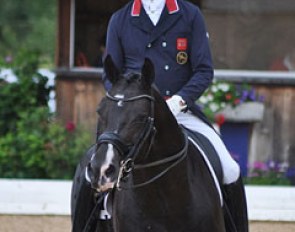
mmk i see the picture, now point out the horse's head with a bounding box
[85,55,156,192]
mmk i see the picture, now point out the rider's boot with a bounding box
[223,175,249,232]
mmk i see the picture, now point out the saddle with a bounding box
[181,126,224,201]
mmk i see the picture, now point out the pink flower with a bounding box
[253,161,268,171]
[66,121,76,132]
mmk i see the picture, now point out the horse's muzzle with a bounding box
[85,162,117,192]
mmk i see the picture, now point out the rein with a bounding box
[118,133,188,190]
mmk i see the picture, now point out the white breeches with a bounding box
[176,112,240,184]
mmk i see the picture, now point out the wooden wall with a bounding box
[55,74,105,134]
[249,86,295,167]
[56,0,106,135]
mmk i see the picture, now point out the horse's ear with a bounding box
[141,58,155,86]
[104,54,120,84]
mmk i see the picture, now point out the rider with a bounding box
[103,0,248,231]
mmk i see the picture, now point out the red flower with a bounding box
[66,121,76,132]
[234,98,240,105]
[225,94,232,100]
[214,113,225,127]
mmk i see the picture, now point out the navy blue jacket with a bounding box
[104,0,214,122]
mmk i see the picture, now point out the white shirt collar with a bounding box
[142,0,165,25]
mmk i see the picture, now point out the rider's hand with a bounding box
[166,95,187,117]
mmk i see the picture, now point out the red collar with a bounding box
[131,0,179,16]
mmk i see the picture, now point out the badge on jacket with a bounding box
[176,38,188,64]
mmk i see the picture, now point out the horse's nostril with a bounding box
[105,165,116,177]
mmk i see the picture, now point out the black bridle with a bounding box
[95,90,188,190]
[83,90,188,232]
[96,91,157,187]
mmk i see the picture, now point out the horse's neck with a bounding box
[152,94,185,157]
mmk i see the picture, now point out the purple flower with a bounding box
[258,95,265,102]
[253,161,268,171]
[241,90,249,101]
[248,89,256,101]
[5,55,13,63]
[266,160,280,171]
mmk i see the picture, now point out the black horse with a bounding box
[71,56,243,232]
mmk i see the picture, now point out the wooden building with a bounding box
[55,0,295,175]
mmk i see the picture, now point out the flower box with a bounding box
[218,102,265,122]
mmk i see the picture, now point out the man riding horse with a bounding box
[71,0,248,231]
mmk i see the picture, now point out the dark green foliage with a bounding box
[0,50,93,179]
[0,0,56,66]
[0,49,51,135]
[0,107,93,179]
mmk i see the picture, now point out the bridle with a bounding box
[82,89,188,232]
[95,90,188,190]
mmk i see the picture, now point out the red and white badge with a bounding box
[177,38,187,51]
[176,38,188,64]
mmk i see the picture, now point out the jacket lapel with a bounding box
[129,0,182,41]
[130,6,154,34]
[149,6,182,43]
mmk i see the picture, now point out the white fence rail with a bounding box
[0,179,294,221]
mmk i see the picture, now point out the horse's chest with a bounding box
[113,196,224,232]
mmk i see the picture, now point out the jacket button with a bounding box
[147,43,152,48]
[164,65,169,70]
[162,42,167,47]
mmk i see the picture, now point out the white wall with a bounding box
[0,179,295,221]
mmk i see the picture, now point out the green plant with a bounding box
[0,49,52,135]
[0,0,56,67]
[197,80,264,124]
[0,49,93,179]
[244,161,291,186]
[0,107,93,179]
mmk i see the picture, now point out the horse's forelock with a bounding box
[123,72,142,83]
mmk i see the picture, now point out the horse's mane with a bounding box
[120,72,170,115]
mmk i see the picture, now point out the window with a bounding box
[72,0,128,68]
[203,0,295,71]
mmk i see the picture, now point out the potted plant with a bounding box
[198,80,265,126]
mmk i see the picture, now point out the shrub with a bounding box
[0,49,51,135]
[0,107,93,179]
[0,49,93,179]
